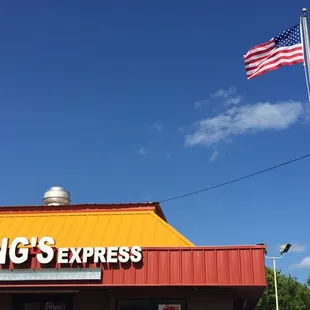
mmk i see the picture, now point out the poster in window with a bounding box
[45,301,69,310]
[158,305,181,310]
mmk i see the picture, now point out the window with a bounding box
[118,299,186,310]
[24,303,41,310]
[12,295,73,310]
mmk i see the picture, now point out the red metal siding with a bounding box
[0,246,266,287]
[135,247,266,286]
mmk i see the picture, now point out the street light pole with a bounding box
[263,243,291,310]
[273,259,279,310]
[265,255,282,310]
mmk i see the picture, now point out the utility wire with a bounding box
[159,152,310,203]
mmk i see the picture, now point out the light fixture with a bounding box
[280,243,291,255]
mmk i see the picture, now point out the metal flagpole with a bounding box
[301,8,310,102]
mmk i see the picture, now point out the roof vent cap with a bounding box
[43,186,71,206]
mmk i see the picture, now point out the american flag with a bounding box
[244,24,304,80]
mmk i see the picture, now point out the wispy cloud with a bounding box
[290,243,307,253]
[211,86,237,99]
[194,100,211,110]
[209,150,219,162]
[150,123,163,132]
[185,100,304,148]
[226,96,242,106]
[292,256,310,269]
[137,148,148,155]
[194,86,241,109]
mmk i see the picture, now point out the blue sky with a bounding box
[0,1,310,283]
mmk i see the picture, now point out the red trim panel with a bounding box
[0,203,167,222]
[0,246,266,287]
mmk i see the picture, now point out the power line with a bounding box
[159,152,310,203]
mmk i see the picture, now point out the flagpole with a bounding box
[301,8,310,102]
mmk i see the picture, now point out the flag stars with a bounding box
[274,24,301,48]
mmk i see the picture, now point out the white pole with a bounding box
[301,8,310,103]
[266,255,282,310]
[273,258,279,310]
[301,19,310,102]
[302,8,310,78]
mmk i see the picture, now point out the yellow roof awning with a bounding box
[0,208,194,247]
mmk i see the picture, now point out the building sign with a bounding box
[0,236,142,265]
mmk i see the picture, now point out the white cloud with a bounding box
[185,101,304,147]
[293,256,310,269]
[226,96,242,106]
[290,243,307,253]
[211,86,237,99]
[137,148,148,155]
[194,86,240,110]
[209,150,219,162]
[194,99,211,109]
[151,123,163,132]
[194,101,201,109]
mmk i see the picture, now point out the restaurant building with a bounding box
[0,187,266,310]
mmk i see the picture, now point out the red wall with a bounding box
[0,247,266,288]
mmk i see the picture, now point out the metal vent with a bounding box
[43,186,71,206]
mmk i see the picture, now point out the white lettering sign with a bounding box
[9,237,30,264]
[0,237,142,265]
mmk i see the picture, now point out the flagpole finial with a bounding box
[302,8,307,16]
